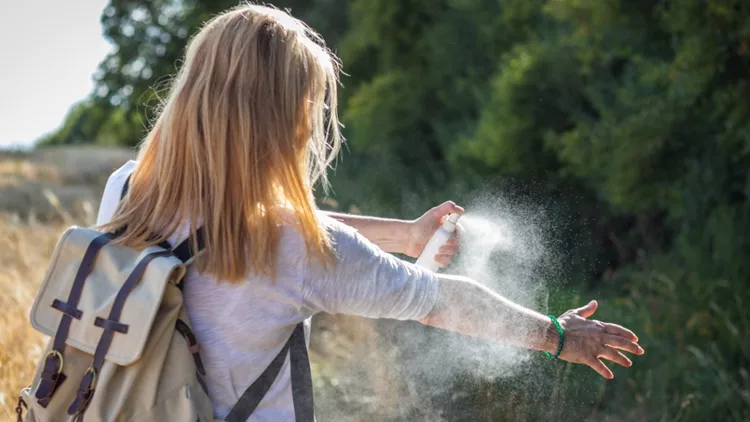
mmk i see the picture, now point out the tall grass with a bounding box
[1,149,748,421]
[0,217,59,419]
[590,258,750,421]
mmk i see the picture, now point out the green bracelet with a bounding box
[544,314,564,359]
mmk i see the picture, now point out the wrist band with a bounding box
[544,314,564,359]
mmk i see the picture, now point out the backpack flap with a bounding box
[29,226,186,366]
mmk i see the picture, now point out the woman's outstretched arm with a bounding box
[323,201,464,266]
[323,211,412,254]
[419,274,645,379]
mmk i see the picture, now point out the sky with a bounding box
[0,0,113,148]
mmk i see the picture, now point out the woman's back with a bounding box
[97,161,440,420]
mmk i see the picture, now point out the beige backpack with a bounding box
[16,177,314,422]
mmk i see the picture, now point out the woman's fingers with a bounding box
[442,229,462,249]
[433,201,465,219]
[444,235,459,247]
[438,244,459,255]
[602,334,644,355]
[438,233,461,256]
[435,254,453,267]
[602,322,639,342]
[598,347,632,368]
[588,357,614,379]
[573,300,599,318]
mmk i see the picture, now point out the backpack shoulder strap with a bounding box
[288,323,314,421]
[224,322,313,422]
[119,173,205,265]
[120,174,131,200]
[172,228,205,264]
[120,170,310,420]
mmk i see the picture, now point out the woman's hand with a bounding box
[405,201,465,266]
[556,300,645,379]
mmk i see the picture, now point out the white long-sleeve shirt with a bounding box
[96,160,439,421]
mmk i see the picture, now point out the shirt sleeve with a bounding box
[301,215,440,321]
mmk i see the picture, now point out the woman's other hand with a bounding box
[556,300,645,379]
[405,201,465,267]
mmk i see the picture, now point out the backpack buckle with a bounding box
[34,350,65,403]
[67,367,97,416]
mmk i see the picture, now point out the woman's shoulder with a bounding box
[278,209,356,235]
[316,211,364,244]
[103,159,138,198]
[96,160,138,226]
[112,159,138,177]
[275,211,367,262]
[105,160,138,190]
[315,212,385,260]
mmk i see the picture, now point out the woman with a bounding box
[97,4,644,421]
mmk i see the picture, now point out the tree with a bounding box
[41,0,348,147]
[37,1,750,417]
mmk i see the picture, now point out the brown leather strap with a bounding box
[15,395,26,422]
[37,373,66,408]
[51,299,83,319]
[94,316,129,333]
[175,319,206,376]
[52,233,114,353]
[67,250,173,417]
[36,232,114,402]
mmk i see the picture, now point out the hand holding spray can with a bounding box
[415,213,461,272]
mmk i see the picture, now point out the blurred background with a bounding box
[1,0,749,421]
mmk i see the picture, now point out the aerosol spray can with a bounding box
[415,213,461,272]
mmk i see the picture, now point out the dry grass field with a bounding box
[0,146,136,419]
[0,147,138,419]
[0,146,401,421]
[0,218,62,419]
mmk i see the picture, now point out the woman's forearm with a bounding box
[419,274,559,354]
[324,211,411,255]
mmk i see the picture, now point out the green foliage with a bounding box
[39,0,750,419]
[42,0,348,147]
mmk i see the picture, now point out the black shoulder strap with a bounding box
[289,323,314,421]
[118,173,204,264]
[120,174,131,200]
[225,322,314,422]
[172,228,205,264]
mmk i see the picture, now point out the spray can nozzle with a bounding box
[440,213,460,233]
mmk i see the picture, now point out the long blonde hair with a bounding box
[99,3,343,282]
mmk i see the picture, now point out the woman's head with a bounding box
[101,3,343,282]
